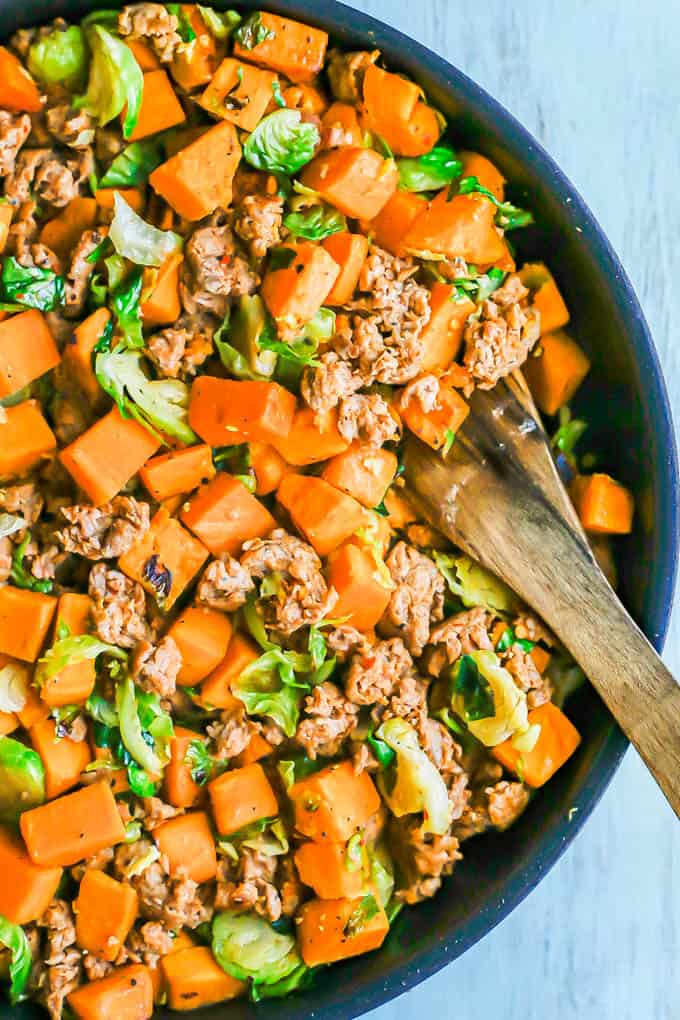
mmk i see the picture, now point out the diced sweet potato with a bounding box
[118,507,209,610]
[523,330,591,415]
[301,147,399,221]
[141,251,182,327]
[170,6,219,91]
[232,12,328,83]
[492,702,581,787]
[0,309,60,398]
[272,407,348,466]
[261,242,339,335]
[248,442,288,496]
[20,781,126,868]
[199,58,278,132]
[419,287,475,374]
[569,473,634,535]
[162,946,245,1011]
[41,593,96,707]
[289,760,381,842]
[200,632,260,710]
[0,46,41,112]
[0,400,56,479]
[30,718,92,800]
[294,840,365,900]
[365,190,427,258]
[63,308,110,406]
[181,473,275,556]
[322,444,397,508]
[208,763,278,836]
[518,262,570,335]
[404,191,507,264]
[459,150,506,200]
[40,197,98,260]
[0,587,56,662]
[168,607,233,685]
[163,726,205,809]
[0,826,62,925]
[150,121,241,220]
[401,377,470,451]
[320,101,363,148]
[326,541,392,632]
[298,893,389,966]
[189,376,297,447]
[391,101,442,157]
[233,733,273,769]
[68,964,154,1020]
[277,473,367,556]
[322,231,368,304]
[127,70,186,141]
[126,38,160,71]
[75,869,138,961]
[0,204,13,254]
[362,63,420,150]
[140,444,215,502]
[59,407,161,506]
[154,811,217,884]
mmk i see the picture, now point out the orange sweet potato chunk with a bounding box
[294,840,365,900]
[30,718,92,800]
[272,407,348,466]
[199,58,278,132]
[189,377,297,447]
[322,444,397,508]
[492,702,581,788]
[20,781,126,868]
[0,827,62,925]
[326,541,392,632]
[261,242,339,335]
[41,593,96,707]
[150,121,241,220]
[118,507,209,610]
[297,894,389,967]
[154,811,217,884]
[208,763,278,836]
[0,587,57,662]
[459,150,506,200]
[162,946,245,1011]
[523,330,591,415]
[301,147,399,221]
[322,232,368,304]
[232,12,328,83]
[40,197,98,260]
[180,473,275,556]
[140,444,215,502]
[569,473,634,535]
[200,632,260,710]
[419,287,475,374]
[277,473,367,556]
[0,400,56,480]
[0,46,41,112]
[168,607,233,685]
[0,309,60,398]
[366,190,427,258]
[289,761,381,842]
[75,869,138,961]
[68,964,154,1020]
[63,308,111,406]
[404,191,507,264]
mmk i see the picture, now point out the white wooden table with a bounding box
[344,1,680,1017]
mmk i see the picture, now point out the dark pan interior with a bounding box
[0,1,677,1017]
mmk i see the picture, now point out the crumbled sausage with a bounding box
[295,681,359,758]
[326,49,377,103]
[388,816,462,904]
[216,848,281,923]
[89,564,151,648]
[325,624,371,662]
[196,555,255,612]
[463,292,541,388]
[240,529,338,634]
[380,542,445,655]
[206,706,253,759]
[46,104,95,150]
[0,111,31,177]
[345,637,413,706]
[63,228,107,318]
[0,481,44,525]
[57,496,151,559]
[337,392,401,446]
[6,147,93,208]
[486,780,530,830]
[146,326,213,379]
[503,645,552,709]
[131,636,182,698]
[424,607,495,677]
[118,3,183,62]
[301,351,364,416]
[234,195,283,259]
[180,220,259,319]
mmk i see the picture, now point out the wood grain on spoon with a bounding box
[402,371,680,819]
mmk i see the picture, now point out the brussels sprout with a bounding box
[229,296,278,378]
[28,24,88,90]
[376,718,451,836]
[76,25,143,138]
[212,912,302,985]
[368,842,395,907]
[109,192,182,268]
[116,676,173,775]
[35,634,126,689]
[0,662,29,715]
[0,914,32,1003]
[243,110,319,176]
[450,650,529,747]
[433,551,518,614]
[0,737,45,824]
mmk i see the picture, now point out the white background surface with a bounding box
[343,1,680,1017]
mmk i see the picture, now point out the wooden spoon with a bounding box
[402,370,680,818]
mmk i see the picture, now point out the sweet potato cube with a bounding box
[30,718,92,800]
[401,376,470,451]
[0,711,18,736]
[0,827,62,925]
[154,811,217,884]
[301,147,399,221]
[248,442,288,496]
[518,262,570,335]
[392,101,442,157]
[126,37,160,71]
[294,840,365,900]
[21,781,126,868]
[0,400,56,479]
[118,507,209,610]
[75,869,138,961]
[289,760,381,842]
[419,287,475,374]
[492,702,581,788]
[0,587,56,662]
[208,763,278,836]
[404,191,507,264]
[169,5,219,90]
[320,101,363,148]
[40,197,98,260]
[150,121,241,220]
[0,204,13,254]
[163,726,205,809]
[277,473,367,556]
[232,12,328,83]
[59,407,161,505]
[327,541,392,632]
[298,894,389,967]
[523,329,591,415]
[63,308,110,406]
[366,190,427,258]
[569,473,634,535]
[168,606,233,685]
[322,444,397,508]
[162,946,245,1011]
[141,251,182,327]
[200,632,260,710]
[189,376,297,447]
[16,676,50,729]
[233,732,273,769]
[322,232,368,304]
[41,593,96,707]
[0,46,41,112]
[261,242,339,335]
[128,69,186,141]
[200,58,278,132]
[68,964,154,1020]
[273,407,348,466]
[140,444,215,502]
[459,150,506,201]
[0,309,60,398]
[181,473,275,556]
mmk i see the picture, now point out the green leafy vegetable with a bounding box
[232,670,304,739]
[233,11,276,50]
[95,347,197,444]
[0,915,32,1004]
[442,428,456,456]
[0,257,64,311]
[126,763,159,797]
[452,654,495,721]
[271,80,286,108]
[376,718,452,836]
[99,139,164,188]
[433,551,518,614]
[110,192,182,267]
[369,842,395,907]
[197,6,241,39]
[35,635,126,688]
[258,307,335,371]
[448,264,505,304]
[184,739,228,785]
[10,534,52,594]
[115,675,173,775]
[212,912,301,985]
[28,24,88,91]
[345,832,364,872]
[0,662,29,714]
[76,25,144,139]
[250,962,315,1002]
[276,756,322,789]
[105,262,144,349]
[398,145,462,192]
[367,730,396,768]
[166,3,196,41]
[283,204,346,241]
[0,736,45,824]
[0,514,26,540]
[449,649,529,746]
[457,176,534,230]
[550,406,588,462]
[85,694,119,727]
[244,110,319,176]
[344,893,379,937]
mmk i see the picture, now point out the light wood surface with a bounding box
[344,1,680,1017]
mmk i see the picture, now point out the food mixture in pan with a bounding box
[0,6,636,1016]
